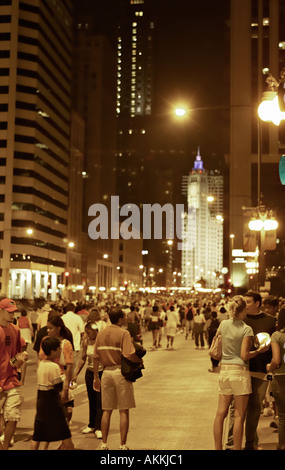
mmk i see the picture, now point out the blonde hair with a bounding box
[228,295,246,320]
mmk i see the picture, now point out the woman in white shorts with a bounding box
[213,295,269,450]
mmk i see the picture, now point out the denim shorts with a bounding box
[218,365,252,396]
[0,387,23,422]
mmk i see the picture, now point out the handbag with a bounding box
[209,334,222,361]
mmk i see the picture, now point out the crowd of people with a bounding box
[0,289,284,450]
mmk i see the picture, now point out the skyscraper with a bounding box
[72,17,117,291]
[116,0,154,207]
[0,0,73,299]
[181,150,223,289]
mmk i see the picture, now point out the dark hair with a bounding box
[64,303,75,313]
[244,290,262,307]
[211,311,217,319]
[85,321,98,332]
[263,295,279,308]
[109,307,125,324]
[20,308,27,317]
[87,308,101,322]
[48,315,69,340]
[48,309,61,321]
[277,307,285,330]
[41,336,61,356]
[153,305,159,312]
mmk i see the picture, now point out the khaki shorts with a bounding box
[0,387,23,422]
[101,366,136,410]
[218,365,252,396]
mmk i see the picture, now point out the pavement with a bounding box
[6,328,279,452]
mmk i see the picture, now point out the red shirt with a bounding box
[0,324,22,391]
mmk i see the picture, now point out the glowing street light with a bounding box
[258,71,285,126]
[175,107,187,117]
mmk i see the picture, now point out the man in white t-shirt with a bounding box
[62,303,85,373]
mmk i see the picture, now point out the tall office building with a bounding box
[116,0,154,207]
[0,0,73,299]
[181,150,223,289]
[229,0,285,289]
[72,17,117,291]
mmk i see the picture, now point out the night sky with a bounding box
[72,0,231,165]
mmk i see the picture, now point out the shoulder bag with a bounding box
[209,333,222,361]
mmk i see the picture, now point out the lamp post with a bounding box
[248,207,278,288]
[258,70,285,126]
[246,71,282,290]
[229,234,235,283]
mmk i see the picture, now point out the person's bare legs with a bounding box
[233,395,249,450]
[2,421,16,450]
[101,410,112,445]
[60,437,74,450]
[213,394,233,450]
[119,409,129,446]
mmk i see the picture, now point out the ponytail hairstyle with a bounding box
[228,295,246,320]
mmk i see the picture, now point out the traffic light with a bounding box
[224,277,232,294]
[64,271,70,286]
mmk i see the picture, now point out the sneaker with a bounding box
[119,445,129,450]
[100,443,109,450]
[95,430,103,439]
[82,426,95,434]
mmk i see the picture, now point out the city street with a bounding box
[9,329,278,452]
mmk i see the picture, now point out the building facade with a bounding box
[72,18,118,295]
[0,0,73,300]
[181,151,224,289]
[229,0,285,289]
[116,0,154,207]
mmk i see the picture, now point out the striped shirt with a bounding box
[94,325,137,367]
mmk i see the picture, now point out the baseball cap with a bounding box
[0,298,18,312]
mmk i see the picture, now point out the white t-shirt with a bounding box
[37,360,63,391]
[62,311,85,351]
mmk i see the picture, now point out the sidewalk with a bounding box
[9,329,278,451]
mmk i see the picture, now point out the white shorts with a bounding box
[218,365,252,396]
[101,366,136,410]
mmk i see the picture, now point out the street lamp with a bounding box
[248,71,282,289]
[257,70,285,126]
[174,107,187,117]
[248,207,278,287]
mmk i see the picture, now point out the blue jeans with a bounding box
[271,375,285,450]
